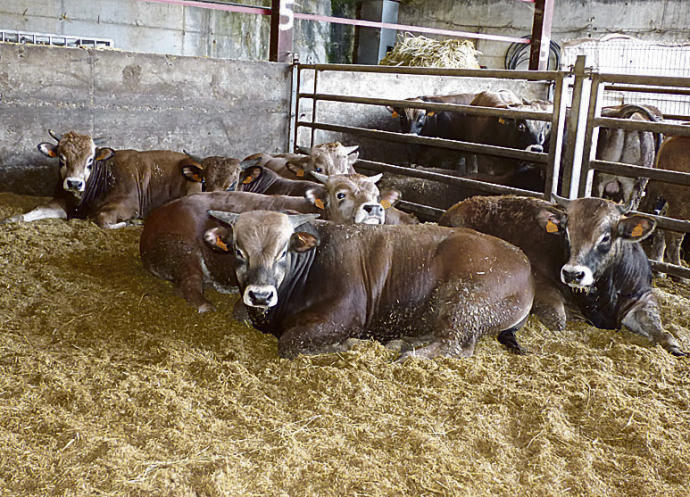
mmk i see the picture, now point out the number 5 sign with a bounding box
[279,0,295,31]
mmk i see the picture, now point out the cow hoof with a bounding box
[198,303,216,313]
[497,328,528,355]
[668,347,688,357]
[104,221,127,229]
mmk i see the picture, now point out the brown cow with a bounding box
[643,135,690,274]
[2,131,202,228]
[180,150,246,193]
[205,210,534,359]
[248,142,359,181]
[238,163,323,197]
[439,195,686,356]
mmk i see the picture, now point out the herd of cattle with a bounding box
[2,86,688,359]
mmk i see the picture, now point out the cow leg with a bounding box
[177,268,215,313]
[531,275,567,330]
[497,321,528,355]
[2,201,67,224]
[95,199,139,229]
[621,302,687,356]
[665,231,687,281]
[278,306,361,358]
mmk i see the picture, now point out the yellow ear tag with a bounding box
[296,169,305,178]
[242,176,253,184]
[427,111,435,117]
[215,236,229,252]
[546,220,558,233]
[190,173,203,182]
[381,200,391,209]
[498,118,506,125]
[391,111,399,119]
[314,198,325,210]
[631,222,644,238]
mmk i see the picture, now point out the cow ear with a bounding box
[285,160,306,178]
[182,163,204,183]
[536,207,566,234]
[241,166,262,184]
[290,231,319,253]
[203,226,233,253]
[347,151,359,167]
[95,148,114,161]
[618,215,656,242]
[379,189,401,209]
[37,142,58,158]
[305,186,327,211]
[386,106,400,119]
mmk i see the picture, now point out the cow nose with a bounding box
[363,203,384,216]
[66,178,85,191]
[248,288,274,306]
[561,267,585,284]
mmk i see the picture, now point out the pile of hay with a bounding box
[1,192,689,497]
[380,33,481,69]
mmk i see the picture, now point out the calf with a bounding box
[2,131,201,228]
[249,142,359,180]
[439,195,686,356]
[238,163,323,197]
[180,151,244,193]
[140,191,323,312]
[205,210,534,359]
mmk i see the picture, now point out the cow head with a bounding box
[309,172,400,225]
[181,151,248,192]
[206,210,320,309]
[538,197,656,291]
[387,98,435,135]
[290,142,359,177]
[497,100,552,153]
[37,130,111,197]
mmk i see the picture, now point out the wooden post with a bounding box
[270,0,294,62]
[528,0,555,70]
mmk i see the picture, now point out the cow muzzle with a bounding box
[561,264,594,290]
[243,285,278,309]
[63,177,86,195]
[356,203,385,225]
[524,144,544,153]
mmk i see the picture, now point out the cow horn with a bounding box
[310,171,329,184]
[344,145,359,155]
[93,136,108,145]
[208,210,240,226]
[183,149,203,163]
[287,213,320,229]
[550,193,571,208]
[618,199,634,215]
[363,173,382,183]
[48,129,62,142]
[239,157,262,170]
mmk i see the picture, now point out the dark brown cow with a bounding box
[643,135,690,274]
[238,163,323,197]
[140,191,323,313]
[248,142,359,181]
[386,93,479,137]
[439,195,686,356]
[2,131,202,228]
[180,151,245,193]
[205,210,534,359]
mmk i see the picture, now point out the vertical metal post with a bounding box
[561,55,591,199]
[288,56,300,153]
[529,0,555,70]
[578,75,604,198]
[543,71,567,200]
[310,69,319,147]
[270,0,294,62]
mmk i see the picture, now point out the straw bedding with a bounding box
[1,192,689,497]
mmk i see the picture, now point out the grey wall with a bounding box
[0,43,291,195]
[398,0,690,69]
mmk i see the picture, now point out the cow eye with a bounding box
[235,248,245,259]
[279,249,288,260]
[598,234,612,252]
[336,192,346,200]
[518,123,527,132]
[315,167,323,173]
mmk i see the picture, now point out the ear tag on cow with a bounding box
[242,176,253,184]
[215,235,229,252]
[381,200,392,210]
[296,169,305,178]
[498,118,507,125]
[546,220,558,233]
[191,172,203,182]
[427,111,435,117]
[314,198,325,210]
[391,111,399,119]
[631,222,644,238]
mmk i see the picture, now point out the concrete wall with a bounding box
[0,43,291,195]
[398,0,690,69]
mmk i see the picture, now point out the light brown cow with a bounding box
[247,141,359,180]
[180,151,243,193]
[2,131,202,228]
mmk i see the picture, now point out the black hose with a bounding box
[505,36,561,70]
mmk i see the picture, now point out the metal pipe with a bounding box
[298,63,558,81]
[650,261,690,281]
[577,75,604,198]
[297,121,549,163]
[631,211,690,233]
[355,159,544,198]
[298,93,554,121]
[394,200,445,222]
[598,73,690,88]
[603,85,690,97]
[593,116,690,137]
[544,72,567,199]
[590,160,690,186]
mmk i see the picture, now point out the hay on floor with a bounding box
[380,33,481,69]
[0,192,689,497]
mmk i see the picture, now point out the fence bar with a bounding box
[355,159,544,198]
[561,55,589,198]
[593,116,690,137]
[298,121,549,164]
[298,93,554,121]
[630,211,690,233]
[529,0,555,70]
[577,75,604,198]
[544,72,567,199]
[590,160,690,187]
[394,200,445,222]
[298,63,558,81]
[598,73,690,88]
[603,85,690,97]
[650,261,690,281]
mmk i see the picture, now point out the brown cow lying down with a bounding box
[205,210,535,359]
[238,162,322,197]
[439,195,687,356]
[180,150,253,193]
[246,141,359,180]
[2,130,201,228]
[140,191,323,313]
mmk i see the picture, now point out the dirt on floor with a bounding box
[1,192,689,497]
